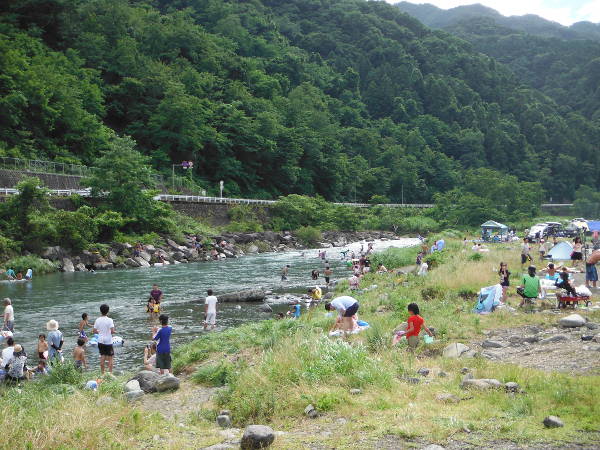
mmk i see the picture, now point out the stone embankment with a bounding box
[38,230,398,273]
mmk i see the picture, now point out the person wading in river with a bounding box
[93,304,116,374]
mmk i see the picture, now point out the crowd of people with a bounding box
[2,268,33,281]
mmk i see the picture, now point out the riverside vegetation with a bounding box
[1,238,598,448]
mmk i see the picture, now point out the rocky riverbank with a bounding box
[38,230,399,273]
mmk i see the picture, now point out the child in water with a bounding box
[78,313,91,341]
[147,297,160,314]
[73,338,87,370]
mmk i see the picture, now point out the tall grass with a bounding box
[3,255,59,274]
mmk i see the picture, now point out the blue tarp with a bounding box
[473,284,502,314]
[587,221,600,232]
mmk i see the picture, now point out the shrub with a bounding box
[192,361,235,386]
[0,234,20,260]
[295,226,322,247]
[4,255,58,274]
[94,210,127,241]
[397,216,440,234]
[371,246,418,269]
[44,361,85,386]
[469,252,483,261]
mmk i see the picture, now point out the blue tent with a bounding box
[587,221,600,232]
[473,284,502,314]
[547,241,573,261]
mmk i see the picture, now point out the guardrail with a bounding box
[0,188,91,197]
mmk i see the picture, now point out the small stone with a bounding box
[543,416,564,428]
[462,373,474,382]
[559,314,586,328]
[581,335,594,341]
[435,393,460,404]
[461,378,501,390]
[438,371,448,378]
[585,322,599,330]
[155,374,180,392]
[349,388,362,395]
[417,368,430,377]
[336,418,348,425]
[540,335,569,345]
[217,415,232,428]
[460,367,471,375]
[505,382,520,392]
[241,425,275,449]
[123,379,140,393]
[219,409,231,417]
[125,390,144,402]
[482,340,504,348]
[405,377,420,384]
[461,349,478,358]
[304,404,318,419]
[442,343,470,358]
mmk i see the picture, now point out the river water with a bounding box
[1,238,417,372]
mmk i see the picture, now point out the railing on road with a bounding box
[0,188,91,197]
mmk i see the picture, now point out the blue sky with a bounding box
[392,0,600,25]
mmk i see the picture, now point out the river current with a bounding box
[1,238,418,372]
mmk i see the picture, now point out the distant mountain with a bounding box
[395,2,600,41]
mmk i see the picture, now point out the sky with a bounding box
[391,0,600,25]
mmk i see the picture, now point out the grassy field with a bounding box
[0,238,598,448]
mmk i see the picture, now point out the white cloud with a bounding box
[391,0,600,25]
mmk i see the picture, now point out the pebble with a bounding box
[540,335,569,344]
[460,367,471,374]
[240,425,275,450]
[543,416,564,428]
[505,382,520,392]
[438,371,448,378]
[405,377,421,384]
[417,368,430,377]
[217,415,232,428]
[435,393,460,404]
[304,404,318,419]
[482,340,504,348]
[349,388,362,395]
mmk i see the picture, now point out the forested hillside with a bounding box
[396,2,600,41]
[1,0,599,202]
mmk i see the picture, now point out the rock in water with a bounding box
[61,258,75,272]
[543,416,564,428]
[130,370,161,393]
[442,343,470,358]
[217,289,266,303]
[123,379,140,393]
[259,303,273,313]
[216,415,232,428]
[241,425,275,449]
[155,374,180,392]
[559,314,586,328]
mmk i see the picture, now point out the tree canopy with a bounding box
[1,0,599,204]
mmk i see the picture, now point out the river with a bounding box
[1,238,418,373]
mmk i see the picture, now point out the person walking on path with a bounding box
[152,314,172,375]
[204,289,218,331]
[521,238,532,266]
[3,298,14,332]
[93,304,115,374]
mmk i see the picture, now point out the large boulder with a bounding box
[217,289,266,303]
[61,258,75,273]
[129,370,161,393]
[139,251,152,262]
[107,251,119,264]
[559,314,586,328]
[240,425,275,449]
[75,263,87,272]
[79,250,102,266]
[133,256,151,267]
[125,258,141,268]
[166,239,181,252]
[155,374,180,392]
[93,262,114,270]
[42,246,68,261]
[144,245,156,254]
[442,343,470,358]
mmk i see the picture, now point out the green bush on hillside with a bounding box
[295,226,322,247]
[371,247,418,269]
[4,255,58,274]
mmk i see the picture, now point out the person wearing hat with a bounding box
[4,343,27,382]
[46,320,63,363]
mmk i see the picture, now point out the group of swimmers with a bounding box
[3,268,32,281]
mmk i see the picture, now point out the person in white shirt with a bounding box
[3,298,14,332]
[204,289,218,331]
[1,336,14,367]
[93,304,115,374]
[325,296,360,332]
